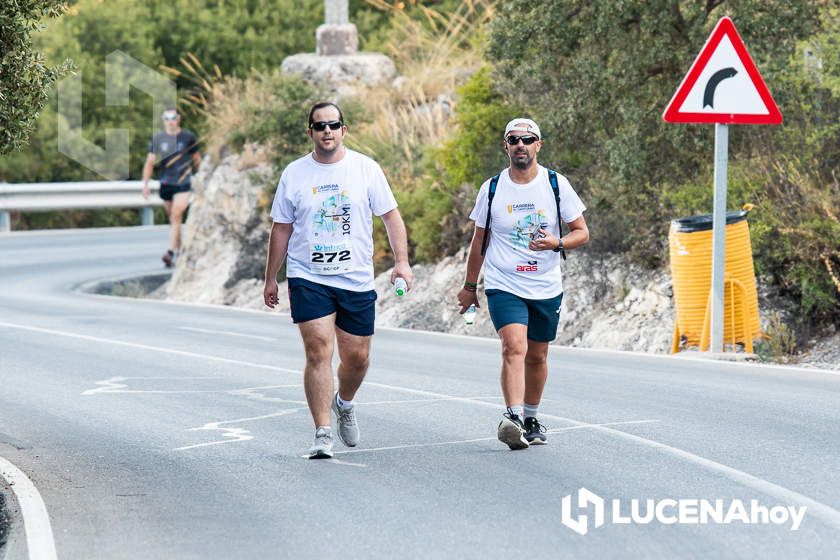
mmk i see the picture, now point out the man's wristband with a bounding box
[463,281,478,292]
[552,238,565,253]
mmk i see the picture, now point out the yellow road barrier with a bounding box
[669,206,761,352]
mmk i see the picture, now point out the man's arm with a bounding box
[192,151,202,172]
[263,222,293,308]
[142,153,156,199]
[457,225,486,313]
[379,208,414,289]
[529,215,589,252]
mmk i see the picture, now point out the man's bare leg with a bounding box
[524,339,549,407]
[298,315,337,427]
[498,323,528,406]
[335,327,371,402]
[168,191,189,252]
[496,323,529,449]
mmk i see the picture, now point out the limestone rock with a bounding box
[281,53,396,87]
[164,153,276,307]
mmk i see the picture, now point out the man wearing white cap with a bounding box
[457,118,589,450]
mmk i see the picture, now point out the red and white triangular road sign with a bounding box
[663,17,782,125]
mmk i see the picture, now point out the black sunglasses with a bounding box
[506,135,538,146]
[310,120,343,132]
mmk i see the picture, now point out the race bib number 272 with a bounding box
[309,242,352,275]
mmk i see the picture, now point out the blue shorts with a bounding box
[485,289,564,342]
[287,277,377,337]
[159,183,191,201]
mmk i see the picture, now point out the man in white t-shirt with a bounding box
[457,118,589,450]
[264,102,413,459]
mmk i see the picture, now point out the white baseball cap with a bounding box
[503,118,541,139]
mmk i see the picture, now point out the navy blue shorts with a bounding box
[287,277,377,337]
[485,289,564,342]
[159,183,191,201]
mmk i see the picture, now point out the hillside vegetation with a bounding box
[1,0,837,341]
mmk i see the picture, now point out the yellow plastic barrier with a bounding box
[669,207,761,352]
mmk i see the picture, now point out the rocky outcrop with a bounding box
[374,249,675,353]
[163,153,276,307]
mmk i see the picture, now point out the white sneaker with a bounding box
[309,427,334,459]
[331,393,359,447]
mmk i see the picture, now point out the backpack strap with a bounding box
[479,174,500,257]
[547,169,567,260]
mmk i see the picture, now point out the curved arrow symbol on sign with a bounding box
[703,67,738,108]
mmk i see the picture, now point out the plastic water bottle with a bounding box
[463,304,476,325]
[394,277,408,297]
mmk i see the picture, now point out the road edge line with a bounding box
[0,456,57,560]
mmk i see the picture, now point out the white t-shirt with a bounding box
[469,165,586,299]
[270,149,398,291]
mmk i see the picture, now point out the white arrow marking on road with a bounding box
[0,456,58,560]
[82,376,224,395]
[175,409,303,451]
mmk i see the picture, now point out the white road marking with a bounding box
[6,320,840,529]
[175,409,302,451]
[228,385,306,405]
[331,420,660,455]
[0,456,58,560]
[178,326,278,342]
[359,396,500,406]
[0,321,299,376]
[83,376,129,395]
[326,458,367,468]
[82,376,229,395]
[83,378,305,400]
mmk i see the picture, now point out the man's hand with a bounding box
[391,260,414,291]
[457,288,479,314]
[528,229,560,252]
[264,280,279,309]
[142,183,150,200]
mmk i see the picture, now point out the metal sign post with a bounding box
[710,123,728,352]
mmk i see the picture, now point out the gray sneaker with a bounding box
[309,427,334,459]
[331,393,359,447]
[497,411,529,450]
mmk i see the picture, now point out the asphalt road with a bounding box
[1,226,839,559]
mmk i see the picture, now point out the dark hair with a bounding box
[308,102,343,126]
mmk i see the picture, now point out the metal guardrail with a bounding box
[0,180,163,232]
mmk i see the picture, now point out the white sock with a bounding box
[336,393,354,410]
[316,425,331,434]
[524,403,539,419]
[507,405,524,419]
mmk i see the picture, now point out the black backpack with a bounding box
[479,169,566,260]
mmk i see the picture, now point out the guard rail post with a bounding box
[140,207,154,226]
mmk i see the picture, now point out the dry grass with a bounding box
[162,54,276,165]
[348,0,496,189]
